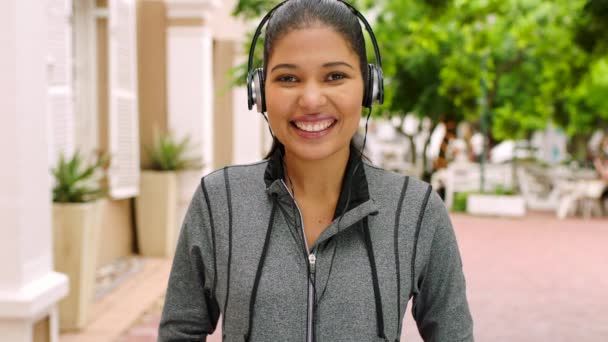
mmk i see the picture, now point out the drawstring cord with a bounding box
[244,193,278,342]
[201,179,218,300]
[393,176,410,341]
[222,168,234,328]
[362,216,388,340]
[240,180,396,341]
[241,196,390,341]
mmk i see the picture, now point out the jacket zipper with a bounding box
[281,180,316,342]
[308,253,316,342]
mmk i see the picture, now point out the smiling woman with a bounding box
[158,1,474,341]
[265,25,364,162]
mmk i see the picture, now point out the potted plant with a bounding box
[466,185,527,217]
[136,131,203,257]
[51,151,109,331]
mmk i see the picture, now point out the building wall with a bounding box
[212,40,235,168]
[207,0,271,164]
[206,0,251,41]
[137,0,169,169]
[69,0,269,270]
[73,0,100,156]
[96,0,135,268]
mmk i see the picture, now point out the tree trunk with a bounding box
[407,135,416,165]
[421,123,437,182]
[568,133,590,163]
[393,118,417,165]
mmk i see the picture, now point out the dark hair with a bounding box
[262,0,369,159]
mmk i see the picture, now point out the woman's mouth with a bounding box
[291,119,337,133]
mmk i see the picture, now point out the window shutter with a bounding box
[47,0,75,166]
[108,0,140,199]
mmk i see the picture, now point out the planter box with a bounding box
[467,194,526,217]
[136,169,203,257]
[52,200,104,331]
[136,171,177,257]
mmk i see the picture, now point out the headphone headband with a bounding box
[247,0,382,72]
[247,0,384,112]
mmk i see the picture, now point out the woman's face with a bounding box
[265,25,364,162]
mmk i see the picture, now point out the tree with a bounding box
[563,0,608,159]
[375,0,608,164]
[373,0,463,176]
[230,0,608,166]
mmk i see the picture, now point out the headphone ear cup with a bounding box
[249,68,266,113]
[375,64,385,105]
[362,64,373,108]
[247,70,256,110]
[257,69,267,113]
[365,64,384,107]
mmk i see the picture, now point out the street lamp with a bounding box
[479,51,489,193]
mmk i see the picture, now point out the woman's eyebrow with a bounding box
[323,61,354,69]
[270,63,298,72]
[270,61,354,72]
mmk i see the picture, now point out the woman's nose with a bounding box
[297,82,327,109]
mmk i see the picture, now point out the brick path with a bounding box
[117,212,608,341]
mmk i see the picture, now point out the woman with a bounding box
[158,1,473,341]
[593,135,608,212]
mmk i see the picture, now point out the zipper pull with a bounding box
[308,253,316,274]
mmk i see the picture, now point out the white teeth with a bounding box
[293,120,334,132]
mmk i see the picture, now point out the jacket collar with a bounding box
[264,146,377,223]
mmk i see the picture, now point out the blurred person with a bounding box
[593,135,608,211]
[158,1,473,341]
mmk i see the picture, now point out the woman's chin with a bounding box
[283,142,349,163]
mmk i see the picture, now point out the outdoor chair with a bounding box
[556,179,605,219]
[516,167,560,211]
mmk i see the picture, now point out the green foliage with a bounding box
[563,57,608,136]
[574,0,608,57]
[377,0,594,139]
[232,0,282,19]
[145,131,203,171]
[452,185,515,211]
[52,151,110,203]
[493,184,515,196]
[452,192,469,212]
[230,0,608,155]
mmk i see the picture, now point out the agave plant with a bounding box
[52,151,110,203]
[145,131,203,171]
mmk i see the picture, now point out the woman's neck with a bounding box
[283,146,350,201]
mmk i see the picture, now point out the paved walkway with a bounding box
[403,212,608,341]
[77,212,608,341]
[60,258,172,342]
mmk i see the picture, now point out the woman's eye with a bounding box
[277,75,298,83]
[327,73,347,81]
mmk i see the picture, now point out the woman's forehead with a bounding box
[267,26,359,68]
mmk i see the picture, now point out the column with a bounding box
[165,0,220,174]
[0,0,69,341]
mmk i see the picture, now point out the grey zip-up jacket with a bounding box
[159,148,473,341]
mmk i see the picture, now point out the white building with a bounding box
[1,0,269,340]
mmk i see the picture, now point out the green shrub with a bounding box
[493,185,515,196]
[145,131,203,171]
[452,192,469,212]
[51,151,110,203]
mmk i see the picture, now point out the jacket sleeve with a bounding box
[412,190,474,341]
[158,185,220,341]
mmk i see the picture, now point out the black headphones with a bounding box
[246,0,384,113]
